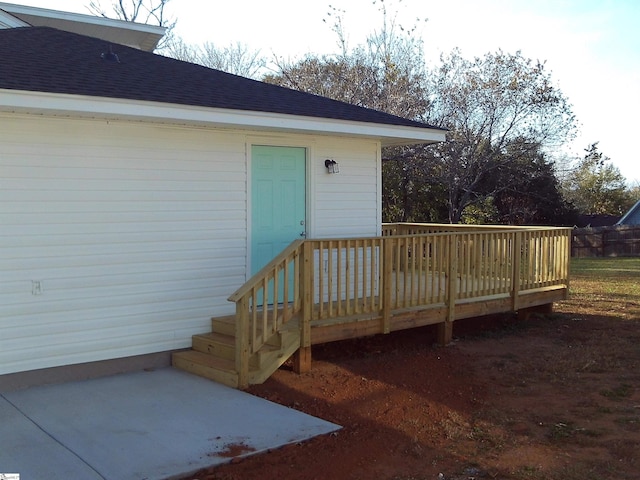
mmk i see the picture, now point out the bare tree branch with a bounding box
[86,0,176,50]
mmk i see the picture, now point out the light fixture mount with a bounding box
[324,159,339,174]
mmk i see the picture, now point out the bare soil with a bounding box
[185,284,640,479]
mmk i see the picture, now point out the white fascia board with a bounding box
[0,8,29,27]
[0,89,447,145]
[0,2,165,51]
[0,2,164,34]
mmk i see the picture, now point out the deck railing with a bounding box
[228,224,571,386]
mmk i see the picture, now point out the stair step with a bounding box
[211,316,278,341]
[212,314,300,336]
[172,347,292,388]
[192,331,291,370]
[192,332,235,360]
[174,314,303,389]
[172,350,239,388]
[211,315,236,336]
[248,333,301,385]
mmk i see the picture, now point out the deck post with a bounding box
[438,320,453,346]
[294,240,313,373]
[439,233,457,345]
[235,298,250,389]
[382,237,392,333]
[511,231,522,312]
[564,230,571,299]
[293,346,312,374]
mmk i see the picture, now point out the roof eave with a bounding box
[0,8,29,27]
[0,2,166,51]
[0,89,446,145]
[616,200,640,225]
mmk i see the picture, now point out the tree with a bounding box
[265,1,430,120]
[382,152,449,223]
[164,38,266,78]
[627,181,640,205]
[490,139,577,225]
[564,143,633,216]
[424,50,577,223]
[265,1,438,223]
[87,0,176,49]
[267,5,577,225]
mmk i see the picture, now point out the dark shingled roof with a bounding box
[0,26,442,131]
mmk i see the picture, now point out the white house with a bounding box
[0,4,445,380]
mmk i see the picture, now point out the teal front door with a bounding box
[251,145,306,302]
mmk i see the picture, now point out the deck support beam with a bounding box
[517,302,554,321]
[292,346,312,373]
[294,241,313,374]
[437,320,453,346]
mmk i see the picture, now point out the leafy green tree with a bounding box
[564,143,632,216]
[627,182,640,205]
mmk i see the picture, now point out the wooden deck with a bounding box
[173,223,571,388]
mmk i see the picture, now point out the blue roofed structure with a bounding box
[617,200,640,226]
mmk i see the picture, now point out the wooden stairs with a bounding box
[172,314,301,388]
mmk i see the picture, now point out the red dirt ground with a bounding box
[184,308,640,480]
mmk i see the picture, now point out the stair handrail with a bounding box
[228,239,305,303]
[228,239,305,388]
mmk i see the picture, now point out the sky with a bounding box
[12,0,640,184]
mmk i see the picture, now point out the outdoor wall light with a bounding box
[324,159,340,174]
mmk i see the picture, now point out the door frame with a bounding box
[246,140,312,281]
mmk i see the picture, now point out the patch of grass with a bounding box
[547,421,575,441]
[607,438,640,462]
[570,257,640,277]
[614,416,640,431]
[512,465,545,479]
[596,405,614,414]
[600,383,633,401]
[550,461,619,480]
[467,423,506,453]
[440,411,469,440]
[558,257,640,332]
[569,258,640,300]
[546,421,604,444]
[580,427,606,437]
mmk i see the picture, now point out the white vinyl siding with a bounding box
[312,139,380,238]
[0,115,247,374]
[1,115,382,375]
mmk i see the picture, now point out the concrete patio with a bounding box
[0,368,340,480]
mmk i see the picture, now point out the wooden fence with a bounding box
[572,225,640,257]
